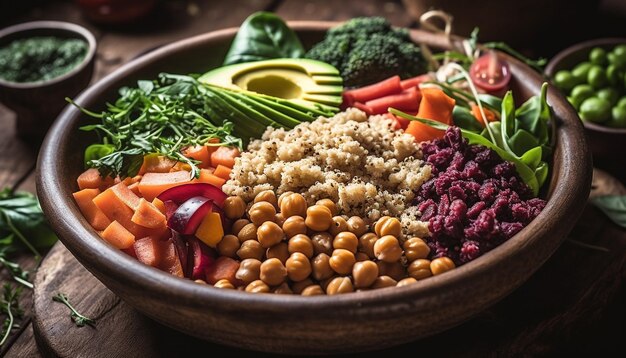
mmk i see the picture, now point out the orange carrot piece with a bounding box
[152,198,166,215]
[138,171,193,202]
[158,238,184,277]
[138,155,177,175]
[210,146,240,169]
[128,182,141,196]
[213,165,232,181]
[131,198,167,229]
[72,188,111,231]
[343,76,402,106]
[77,168,114,190]
[404,88,455,142]
[195,169,226,188]
[400,74,433,90]
[470,103,498,127]
[101,220,135,249]
[364,87,421,115]
[182,145,211,168]
[133,236,159,267]
[206,257,240,285]
[111,182,141,210]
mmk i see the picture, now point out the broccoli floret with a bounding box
[306,17,427,88]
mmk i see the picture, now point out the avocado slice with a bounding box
[198,58,343,114]
[225,90,301,128]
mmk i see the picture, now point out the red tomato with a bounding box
[469,52,511,93]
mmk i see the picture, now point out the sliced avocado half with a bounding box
[198,58,343,114]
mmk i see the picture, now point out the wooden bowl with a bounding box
[0,21,97,140]
[36,22,592,354]
[545,38,626,182]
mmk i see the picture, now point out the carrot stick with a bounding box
[353,102,373,115]
[400,74,433,90]
[404,88,455,142]
[365,87,421,114]
[343,75,402,106]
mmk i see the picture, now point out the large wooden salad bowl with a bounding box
[37,22,592,354]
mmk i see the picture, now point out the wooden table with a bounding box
[0,1,624,356]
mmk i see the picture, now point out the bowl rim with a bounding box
[37,21,592,314]
[545,37,626,135]
[0,20,97,89]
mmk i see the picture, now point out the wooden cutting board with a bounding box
[31,169,626,357]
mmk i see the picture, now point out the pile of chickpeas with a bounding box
[213,190,456,295]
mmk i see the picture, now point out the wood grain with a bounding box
[29,170,625,357]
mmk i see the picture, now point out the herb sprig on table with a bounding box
[52,293,96,327]
[70,73,243,179]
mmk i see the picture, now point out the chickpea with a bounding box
[260,258,287,286]
[257,221,285,248]
[280,193,307,218]
[235,258,262,284]
[237,223,258,243]
[282,215,307,238]
[403,237,430,261]
[397,277,418,287]
[431,257,456,275]
[217,234,240,258]
[347,216,367,237]
[315,198,338,216]
[408,259,432,280]
[231,218,250,236]
[311,232,333,256]
[223,196,246,220]
[373,235,403,263]
[273,282,293,295]
[352,260,379,288]
[277,191,294,208]
[245,280,270,293]
[358,232,378,258]
[214,279,234,289]
[374,216,402,239]
[305,205,333,231]
[288,234,314,258]
[329,249,356,275]
[286,252,312,282]
[328,216,349,236]
[301,285,324,296]
[376,261,407,281]
[253,189,278,208]
[274,213,286,227]
[291,278,314,294]
[371,275,397,289]
[236,240,264,260]
[320,275,338,291]
[194,279,206,284]
[325,277,354,295]
[266,242,289,264]
[248,201,276,226]
[311,253,334,281]
[333,231,358,253]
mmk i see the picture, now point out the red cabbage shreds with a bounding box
[416,127,546,265]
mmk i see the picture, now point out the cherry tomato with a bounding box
[469,51,511,93]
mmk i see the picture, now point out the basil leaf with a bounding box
[591,195,626,228]
[452,106,483,132]
[223,12,305,65]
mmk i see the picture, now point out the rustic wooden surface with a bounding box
[0,0,624,356]
[25,169,626,357]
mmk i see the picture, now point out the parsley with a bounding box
[52,293,96,328]
[0,284,23,347]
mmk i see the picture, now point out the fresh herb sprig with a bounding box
[71,73,242,179]
[52,293,96,327]
[0,284,23,347]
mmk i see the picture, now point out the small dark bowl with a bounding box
[0,21,97,140]
[37,22,592,354]
[545,38,626,181]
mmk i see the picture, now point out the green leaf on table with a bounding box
[223,11,305,65]
[590,195,626,228]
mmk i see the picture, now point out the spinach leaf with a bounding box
[591,195,626,228]
[516,82,550,147]
[508,129,539,157]
[223,12,305,65]
[452,106,483,132]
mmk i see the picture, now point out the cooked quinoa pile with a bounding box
[223,108,432,237]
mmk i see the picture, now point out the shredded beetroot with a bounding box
[416,127,546,265]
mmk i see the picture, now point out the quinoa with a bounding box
[223,108,432,237]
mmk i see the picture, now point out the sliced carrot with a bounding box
[132,198,167,229]
[470,103,498,127]
[405,88,455,142]
[195,169,226,188]
[72,188,111,231]
[158,238,184,277]
[111,182,141,210]
[138,154,177,175]
[353,102,373,115]
[364,87,421,115]
[77,168,114,191]
[134,236,159,267]
[400,74,433,90]
[138,171,193,202]
[210,146,240,169]
[206,256,240,285]
[182,145,211,168]
[128,182,141,196]
[343,76,402,106]
[152,198,166,215]
[204,138,221,162]
[101,220,135,249]
[213,165,232,181]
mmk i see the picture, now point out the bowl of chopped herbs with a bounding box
[0,21,96,140]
